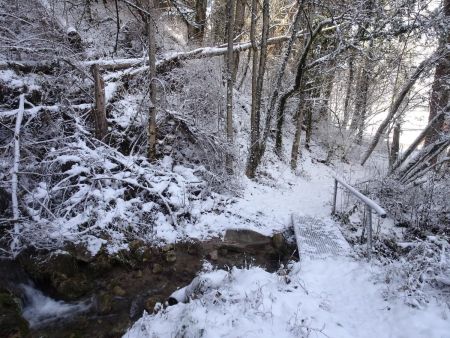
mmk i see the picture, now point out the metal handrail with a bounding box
[331,175,387,259]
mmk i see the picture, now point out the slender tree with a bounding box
[225,0,236,173]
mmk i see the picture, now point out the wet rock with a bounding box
[165,251,177,263]
[52,273,92,300]
[152,263,162,274]
[97,292,112,314]
[223,229,274,254]
[90,252,113,272]
[144,295,162,313]
[272,233,290,256]
[209,250,219,261]
[0,288,29,338]
[67,242,94,263]
[224,229,271,245]
[112,285,126,297]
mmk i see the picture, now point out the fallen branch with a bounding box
[11,94,24,253]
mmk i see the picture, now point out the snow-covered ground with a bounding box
[124,152,450,338]
[125,258,450,338]
[185,152,335,240]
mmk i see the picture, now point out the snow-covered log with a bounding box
[11,94,25,253]
[167,276,201,305]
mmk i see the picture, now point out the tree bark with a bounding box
[272,18,333,165]
[389,122,401,168]
[261,0,303,156]
[423,0,449,148]
[245,0,269,178]
[193,0,207,43]
[290,101,304,169]
[342,54,354,128]
[225,0,236,174]
[351,50,371,145]
[147,0,157,161]
[232,0,246,82]
[91,64,108,140]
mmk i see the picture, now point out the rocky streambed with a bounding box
[0,229,297,338]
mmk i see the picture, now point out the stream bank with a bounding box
[1,229,296,338]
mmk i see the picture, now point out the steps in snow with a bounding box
[292,214,351,259]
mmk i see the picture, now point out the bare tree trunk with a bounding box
[258,1,303,156]
[342,54,354,128]
[225,0,236,174]
[193,0,207,43]
[352,51,371,145]
[360,54,434,165]
[91,64,108,140]
[318,67,335,121]
[424,1,449,148]
[389,122,401,168]
[290,101,304,169]
[272,18,333,162]
[246,0,269,178]
[147,0,157,161]
[305,85,320,149]
[232,0,246,82]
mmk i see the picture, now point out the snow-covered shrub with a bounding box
[372,173,449,232]
[382,236,450,307]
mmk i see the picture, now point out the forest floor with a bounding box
[124,147,450,338]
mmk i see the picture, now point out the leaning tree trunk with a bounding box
[225,0,236,174]
[360,53,435,166]
[423,0,449,149]
[147,0,157,161]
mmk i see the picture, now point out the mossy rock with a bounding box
[19,251,78,283]
[51,273,92,300]
[0,289,29,338]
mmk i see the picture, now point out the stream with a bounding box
[0,230,295,337]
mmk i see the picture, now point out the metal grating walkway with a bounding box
[292,214,351,259]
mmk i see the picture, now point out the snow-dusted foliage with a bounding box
[382,236,450,307]
[374,174,450,231]
[0,87,230,256]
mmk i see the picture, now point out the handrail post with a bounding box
[332,179,338,215]
[366,205,372,260]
